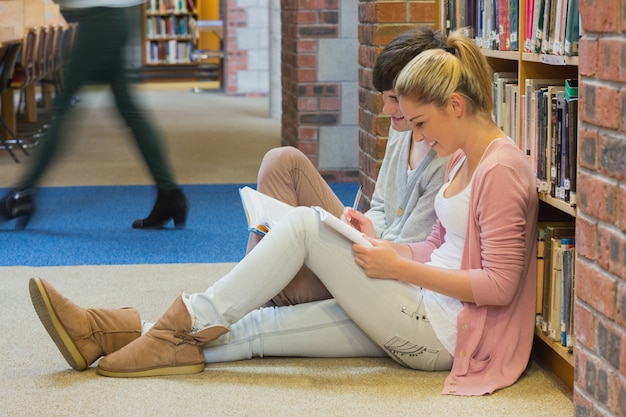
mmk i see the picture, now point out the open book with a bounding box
[239,186,372,246]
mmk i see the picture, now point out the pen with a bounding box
[352,186,362,211]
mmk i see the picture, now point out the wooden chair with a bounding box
[54,23,79,97]
[0,41,29,162]
[41,25,65,108]
[1,27,39,151]
[9,26,44,124]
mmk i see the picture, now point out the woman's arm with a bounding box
[352,239,475,302]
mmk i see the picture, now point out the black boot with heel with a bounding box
[132,188,188,229]
[0,189,34,229]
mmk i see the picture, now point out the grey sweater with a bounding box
[366,128,449,243]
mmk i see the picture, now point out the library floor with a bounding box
[0,83,574,416]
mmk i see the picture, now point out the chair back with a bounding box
[10,27,38,87]
[33,26,49,81]
[0,42,22,93]
[51,25,65,72]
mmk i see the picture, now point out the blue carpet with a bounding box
[0,183,359,267]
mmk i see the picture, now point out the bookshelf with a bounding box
[439,0,580,389]
[143,0,197,67]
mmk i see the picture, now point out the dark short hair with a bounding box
[372,26,447,92]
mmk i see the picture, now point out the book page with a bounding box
[312,206,372,247]
[239,186,293,236]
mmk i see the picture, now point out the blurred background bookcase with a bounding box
[437,0,580,389]
[140,0,220,80]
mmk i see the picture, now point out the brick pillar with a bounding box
[357,0,437,210]
[574,1,626,416]
[280,0,359,182]
[221,0,269,96]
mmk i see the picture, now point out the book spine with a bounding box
[564,0,580,55]
[533,0,546,53]
[509,0,519,50]
[524,0,535,52]
[497,0,510,50]
[540,0,552,53]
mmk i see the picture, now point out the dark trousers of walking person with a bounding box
[0,6,188,229]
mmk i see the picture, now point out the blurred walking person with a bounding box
[0,1,188,229]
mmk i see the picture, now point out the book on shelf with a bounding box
[466,0,478,35]
[239,186,372,246]
[549,89,565,199]
[545,0,558,53]
[563,79,578,205]
[464,0,478,36]
[560,238,575,348]
[536,85,565,193]
[533,0,547,53]
[476,0,484,47]
[477,0,498,49]
[524,0,535,52]
[540,0,554,53]
[493,71,517,131]
[497,0,511,50]
[509,0,519,50]
[507,83,521,144]
[564,0,580,56]
[551,0,569,55]
[548,236,576,343]
[523,79,564,185]
[537,223,574,335]
[523,0,578,56]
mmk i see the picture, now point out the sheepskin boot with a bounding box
[97,295,228,377]
[29,277,142,371]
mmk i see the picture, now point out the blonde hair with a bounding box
[394,29,494,116]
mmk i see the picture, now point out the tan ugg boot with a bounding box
[29,277,142,371]
[96,295,228,378]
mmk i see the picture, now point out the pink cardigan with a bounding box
[408,138,539,395]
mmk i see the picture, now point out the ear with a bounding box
[449,92,464,116]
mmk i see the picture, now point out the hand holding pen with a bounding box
[341,186,376,238]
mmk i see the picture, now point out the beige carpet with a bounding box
[0,83,573,416]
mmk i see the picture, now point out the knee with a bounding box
[258,146,307,181]
[287,206,320,235]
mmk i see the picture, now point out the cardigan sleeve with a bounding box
[466,150,535,307]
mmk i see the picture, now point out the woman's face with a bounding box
[381,90,411,132]
[398,96,458,156]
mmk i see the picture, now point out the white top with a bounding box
[422,156,470,355]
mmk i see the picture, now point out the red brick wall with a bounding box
[221,0,246,96]
[277,0,437,187]
[574,1,626,416]
[280,0,350,179]
[357,0,438,209]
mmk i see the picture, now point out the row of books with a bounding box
[147,0,196,14]
[493,73,578,205]
[444,0,519,50]
[146,16,194,38]
[536,223,575,350]
[524,0,580,56]
[443,0,580,55]
[145,40,193,64]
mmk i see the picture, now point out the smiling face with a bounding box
[381,90,411,133]
[398,95,459,156]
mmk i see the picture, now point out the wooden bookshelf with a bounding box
[438,0,580,390]
[142,0,197,67]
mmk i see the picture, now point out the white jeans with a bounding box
[188,207,453,371]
